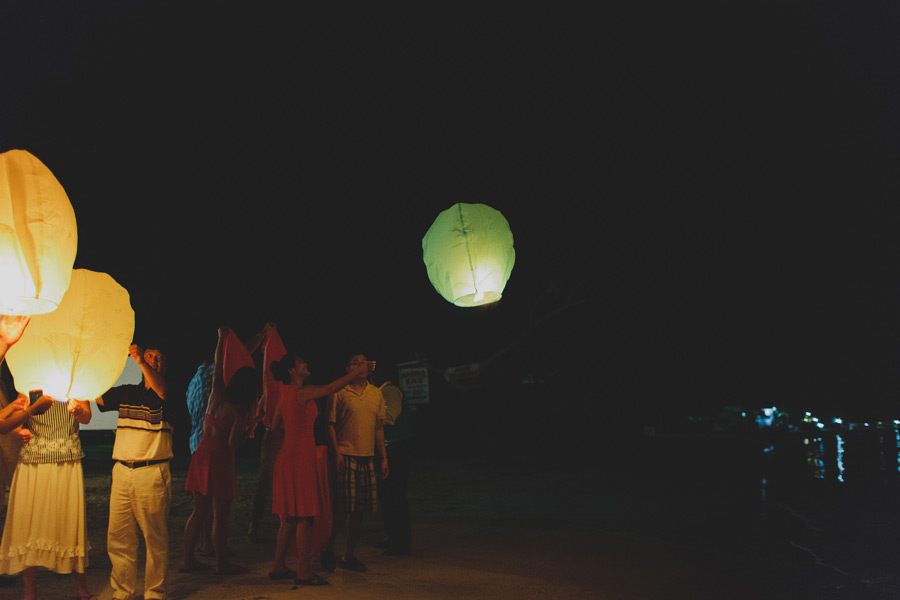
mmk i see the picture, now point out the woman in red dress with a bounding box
[181,327,259,574]
[267,353,367,586]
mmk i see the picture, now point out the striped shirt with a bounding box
[100,383,173,462]
[19,400,84,464]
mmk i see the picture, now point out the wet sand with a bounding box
[5,435,900,599]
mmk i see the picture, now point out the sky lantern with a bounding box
[0,149,78,315]
[5,269,134,400]
[422,203,515,307]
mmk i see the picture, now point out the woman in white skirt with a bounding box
[0,396,95,600]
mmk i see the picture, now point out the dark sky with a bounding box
[3,2,900,418]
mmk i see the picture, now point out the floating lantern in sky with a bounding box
[0,149,78,315]
[5,269,134,400]
[422,203,515,307]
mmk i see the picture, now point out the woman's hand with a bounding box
[67,398,87,419]
[17,428,32,444]
[28,394,54,416]
[0,314,30,347]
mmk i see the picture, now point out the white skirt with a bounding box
[0,460,90,574]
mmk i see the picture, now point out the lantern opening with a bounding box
[0,297,60,316]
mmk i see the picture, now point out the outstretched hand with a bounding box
[0,315,30,348]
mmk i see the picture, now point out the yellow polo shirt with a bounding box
[328,382,385,456]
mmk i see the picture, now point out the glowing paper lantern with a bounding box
[6,269,134,400]
[422,203,515,307]
[0,150,78,315]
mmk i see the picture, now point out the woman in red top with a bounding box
[181,327,259,574]
[267,353,367,586]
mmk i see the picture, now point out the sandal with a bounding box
[294,574,328,586]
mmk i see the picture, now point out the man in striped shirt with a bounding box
[96,343,173,600]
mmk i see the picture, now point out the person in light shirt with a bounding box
[321,354,388,573]
[96,343,173,600]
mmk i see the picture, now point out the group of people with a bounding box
[181,324,398,587]
[0,313,173,600]
[0,312,413,600]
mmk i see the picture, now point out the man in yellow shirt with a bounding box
[323,354,388,573]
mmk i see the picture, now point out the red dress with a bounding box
[272,386,326,517]
[185,413,238,499]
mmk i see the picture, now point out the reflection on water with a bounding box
[787,424,900,483]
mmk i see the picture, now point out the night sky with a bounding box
[3,2,900,422]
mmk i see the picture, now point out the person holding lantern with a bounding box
[321,354,388,573]
[0,390,96,600]
[0,316,56,436]
[181,327,260,575]
[267,353,369,585]
[95,343,172,600]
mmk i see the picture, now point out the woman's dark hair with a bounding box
[226,366,259,407]
[270,353,300,385]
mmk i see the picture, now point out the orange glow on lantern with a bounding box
[0,150,78,315]
[5,269,134,400]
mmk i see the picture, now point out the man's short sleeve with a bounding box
[98,386,127,412]
[376,388,386,423]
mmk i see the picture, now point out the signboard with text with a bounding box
[397,362,429,405]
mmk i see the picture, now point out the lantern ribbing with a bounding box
[457,203,479,297]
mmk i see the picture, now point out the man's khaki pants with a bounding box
[108,461,171,600]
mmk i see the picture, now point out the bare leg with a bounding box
[198,508,214,555]
[328,508,347,557]
[294,517,315,580]
[22,567,37,600]
[271,516,298,575]
[213,494,246,574]
[74,571,95,599]
[344,511,364,561]
[181,491,212,571]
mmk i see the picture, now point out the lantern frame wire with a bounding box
[457,203,480,299]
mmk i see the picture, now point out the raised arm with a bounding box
[130,345,168,400]
[295,364,368,405]
[244,322,275,355]
[208,327,228,410]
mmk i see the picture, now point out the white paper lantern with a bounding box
[422,203,515,307]
[0,149,78,315]
[6,269,134,400]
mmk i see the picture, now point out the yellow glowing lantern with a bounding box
[5,269,134,400]
[422,203,515,307]
[0,149,78,315]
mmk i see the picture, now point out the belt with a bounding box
[117,459,170,469]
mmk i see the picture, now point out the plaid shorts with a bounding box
[333,455,378,513]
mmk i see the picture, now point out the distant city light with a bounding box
[833,417,843,425]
